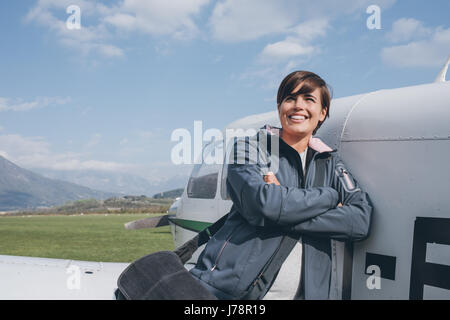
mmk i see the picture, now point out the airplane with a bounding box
[1,56,449,299]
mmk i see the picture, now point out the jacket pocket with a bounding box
[335,164,360,193]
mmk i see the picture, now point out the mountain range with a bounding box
[0,155,116,211]
[33,168,190,198]
[0,155,190,211]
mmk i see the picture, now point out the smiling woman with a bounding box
[189,70,372,300]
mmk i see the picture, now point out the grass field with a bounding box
[0,214,174,262]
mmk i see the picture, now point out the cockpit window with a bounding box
[186,141,221,199]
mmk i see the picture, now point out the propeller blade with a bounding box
[124,214,172,230]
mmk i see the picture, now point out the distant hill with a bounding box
[152,188,184,199]
[33,168,190,197]
[0,156,116,211]
[20,195,175,215]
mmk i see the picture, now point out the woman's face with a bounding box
[278,83,327,139]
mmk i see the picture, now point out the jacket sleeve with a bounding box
[288,155,373,241]
[226,136,339,228]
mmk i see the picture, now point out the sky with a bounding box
[0,0,449,186]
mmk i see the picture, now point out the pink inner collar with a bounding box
[263,124,333,153]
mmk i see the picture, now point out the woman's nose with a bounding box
[294,97,306,109]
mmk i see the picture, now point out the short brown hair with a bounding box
[277,71,332,135]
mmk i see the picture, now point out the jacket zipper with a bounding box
[296,151,320,290]
[294,151,317,188]
[210,234,233,271]
[303,152,319,188]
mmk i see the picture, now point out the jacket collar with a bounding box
[260,124,336,154]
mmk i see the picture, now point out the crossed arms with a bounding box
[226,139,373,241]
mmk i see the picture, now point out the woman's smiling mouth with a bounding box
[288,114,308,123]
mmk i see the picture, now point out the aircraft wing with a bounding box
[0,254,128,299]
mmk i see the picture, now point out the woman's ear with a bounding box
[319,106,327,122]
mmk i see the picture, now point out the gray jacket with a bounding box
[190,124,373,299]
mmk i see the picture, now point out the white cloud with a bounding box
[209,0,296,42]
[260,39,315,61]
[258,19,328,62]
[103,13,136,31]
[0,132,192,189]
[209,0,396,42]
[0,96,71,112]
[27,0,100,16]
[0,133,132,172]
[104,0,210,40]
[0,134,51,160]
[288,18,329,41]
[386,18,432,43]
[25,0,210,59]
[25,0,124,58]
[242,19,328,89]
[49,159,131,171]
[116,129,165,158]
[25,0,398,62]
[382,21,450,67]
[227,0,395,88]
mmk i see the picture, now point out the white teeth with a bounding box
[290,115,305,120]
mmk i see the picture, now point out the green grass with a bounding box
[0,214,175,262]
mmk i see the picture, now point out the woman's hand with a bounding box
[263,171,281,186]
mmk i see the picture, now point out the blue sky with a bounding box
[0,0,449,186]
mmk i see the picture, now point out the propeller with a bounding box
[124,214,173,230]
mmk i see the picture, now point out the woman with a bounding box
[190,71,373,300]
